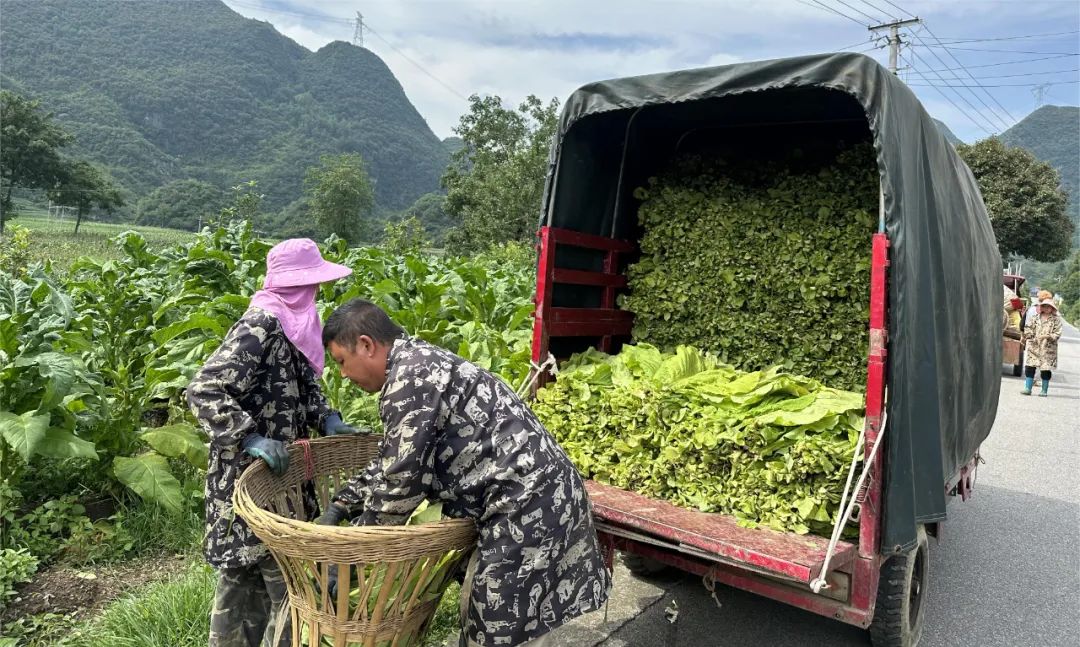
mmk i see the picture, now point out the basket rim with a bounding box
[234,435,477,550]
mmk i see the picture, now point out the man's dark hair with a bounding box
[323,299,405,349]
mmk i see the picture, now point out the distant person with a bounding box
[1025,289,1052,327]
[1021,298,1064,397]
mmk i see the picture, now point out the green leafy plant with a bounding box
[532,344,863,536]
[0,547,39,603]
[9,495,92,561]
[622,143,878,391]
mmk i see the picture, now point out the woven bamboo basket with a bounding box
[234,435,477,647]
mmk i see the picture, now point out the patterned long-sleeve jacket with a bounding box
[332,337,611,646]
[1024,312,1063,371]
[187,307,336,568]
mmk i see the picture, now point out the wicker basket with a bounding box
[234,435,477,647]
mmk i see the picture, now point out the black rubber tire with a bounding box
[622,552,672,577]
[870,525,929,647]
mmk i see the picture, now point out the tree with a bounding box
[1046,250,1080,323]
[304,153,375,244]
[48,160,125,234]
[442,94,560,252]
[957,138,1073,262]
[136,179,226,231]
[0,91,73,233]
[402,192,454,244]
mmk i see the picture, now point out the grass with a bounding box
[7,216,193,270]
[67,561,215,647]
[55,563,461,647]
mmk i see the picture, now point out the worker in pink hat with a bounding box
[187,238,358,647]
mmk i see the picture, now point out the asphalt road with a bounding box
[559,324,1080,647]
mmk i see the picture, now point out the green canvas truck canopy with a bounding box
[540,52,1002,554]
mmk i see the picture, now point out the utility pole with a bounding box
[352,12,364,48]
[868,17,921,75]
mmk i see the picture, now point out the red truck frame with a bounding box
[531,225,980,636]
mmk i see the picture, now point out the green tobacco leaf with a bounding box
[113,453,184,512]
[141,424,208,468]
[0,411,50,462]
[152,314,227,345]
[35,428,98,461]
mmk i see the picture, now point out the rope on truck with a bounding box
[516,352,558,397]
[809,404,888,594]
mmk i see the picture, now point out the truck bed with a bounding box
[586,481,858,584]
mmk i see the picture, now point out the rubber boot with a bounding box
[1022,376,1034,395]
[1039,379,1049,397]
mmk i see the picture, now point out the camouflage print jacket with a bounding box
[187,307,335,569]
[332,337,611,646]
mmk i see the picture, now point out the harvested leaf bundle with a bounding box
[532,344,863,535]
[622,143,878,391]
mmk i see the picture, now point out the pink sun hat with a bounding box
[262,238,352,288]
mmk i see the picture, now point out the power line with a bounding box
[908,32,1013,130]
[796,0,870,27]
[857,0,898,20]
[907,80,1079,87]
[923,24,1019,124]
[880,0,917,19]
[226,2,468,103]
[363,26,470,102]
[913,53,1079,71]
[830,0,882,23]
[930,30,1080,44]
[947,67,1079,80]
[908,47,1006,132]
[923,45,1079,55]
[907,67,997,135]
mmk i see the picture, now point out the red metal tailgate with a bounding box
[586,481,857,584]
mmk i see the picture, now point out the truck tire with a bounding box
[870,525,929,647]
[622,552,672,577]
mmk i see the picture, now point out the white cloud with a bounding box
[226,0,1079,141]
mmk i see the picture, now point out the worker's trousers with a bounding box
[209,557,291,647]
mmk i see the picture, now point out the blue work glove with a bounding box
[322,412,361,436]
[242,434,289,476]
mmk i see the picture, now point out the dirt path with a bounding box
[1,553,192,625]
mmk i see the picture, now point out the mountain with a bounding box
[1000,105,1080,230]
[933,119,963,146]
[0,0,448,225]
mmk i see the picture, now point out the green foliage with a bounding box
[382,215,430,256]
[0,548,38,603]
[305,154,375,243]
[622,144,877,391]
[957,137,1073,262]
[0,271,103,546]
[135,179,226,231]
[9,496,91,561]
[532,344,864,535]
[0,90,73,232]
[0,2,448,220]
[442,94,559,252]
[401,193,454,244]
[1,611,79,647]
[68,562,215,647]
[0,224,33,278]
[10,217,194,271]
[1045,250,1080,322]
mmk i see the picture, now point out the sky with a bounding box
[222,0,1080,142]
